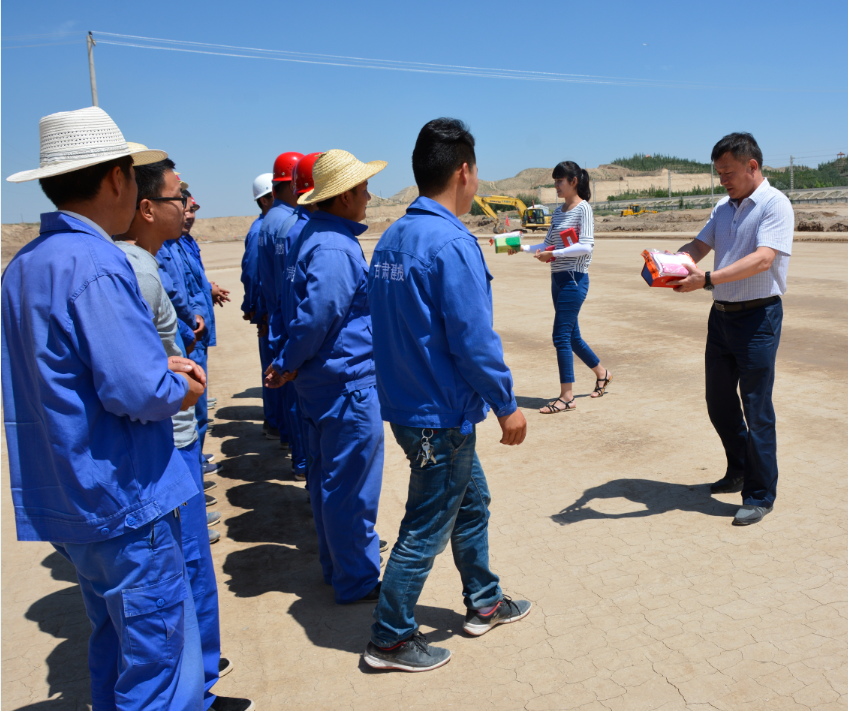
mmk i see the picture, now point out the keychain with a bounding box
[418,429,437,468]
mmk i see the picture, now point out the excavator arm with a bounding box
[472,195,500,220]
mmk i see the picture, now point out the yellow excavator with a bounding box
[473,195,552,233]
[620,204,658,217]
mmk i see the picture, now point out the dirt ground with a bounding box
[3,236,848,711]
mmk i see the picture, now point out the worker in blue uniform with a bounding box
[116,156,253,711]
[364,119,530,673]
[265,149,387,604]
[2,107,206,709]
[270,153,324,481]
[176,193,219,451]
[256,151,302,449]
[241,173,279,438]
[158,236,200,353]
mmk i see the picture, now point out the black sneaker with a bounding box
[463,595,532,637]
[209,697,254,711]
[364,632,451,672]
[263,423,280,441]
[203,479,217,492]
[710,475,744,494]
[733,504,773,526]
[379,539,388,552]
[218,656,233,677]
[349,581,381,604]
[205,493,217,507]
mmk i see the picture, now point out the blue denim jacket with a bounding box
[367,197,517,430]
[1,213,197,543]
[277,211,375,396]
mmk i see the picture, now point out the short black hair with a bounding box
[711,132,763,170]
[39,156,133,208]
[315,195,336,211]
[134,159,177,204]
[412,118,476,194]
[273,182,287,200]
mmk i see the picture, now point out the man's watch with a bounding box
[703,271,715,291]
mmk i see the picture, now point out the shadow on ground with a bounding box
[17,551,92,710]
[552,478,739,524]
[516,392,599,410]
[223,544,462,657]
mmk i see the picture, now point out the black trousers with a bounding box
[705,299,782,507]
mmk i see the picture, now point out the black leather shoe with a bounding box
[710,475,744,494]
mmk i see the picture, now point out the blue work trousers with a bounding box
[298,385,384,603]
[550,270,599,384]
[371,425,501,648]
[190,345,208,450]
[258,334,284,435]
[705,299,782,507]
[282,381,307,476]
[178,439,220,710]
[53,513,203,711]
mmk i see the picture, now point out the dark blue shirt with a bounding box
[1,213,197,543]
[240,214,265,322]
[368,197,516,430]
[157,239,197,348]
[177,234,216,349]
[257,200,295,348]
[278,211,375,396]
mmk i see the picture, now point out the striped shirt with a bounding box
[544,200,594,273]
[696,178,793,302]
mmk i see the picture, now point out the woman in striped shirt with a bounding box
[519,161,612,413]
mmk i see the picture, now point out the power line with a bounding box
[1,30,76,40]
[91,31,846,94]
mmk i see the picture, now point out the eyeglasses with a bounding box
[143,195,188,208]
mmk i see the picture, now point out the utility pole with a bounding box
[789,155,794,191]
[87,32,99,107]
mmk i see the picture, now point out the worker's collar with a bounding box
[407,196,474,236]
[309,210,369,237]
[58,210,113,243]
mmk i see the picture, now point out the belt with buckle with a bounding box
[713,296,780,313]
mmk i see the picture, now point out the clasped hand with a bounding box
[264,364,297,389]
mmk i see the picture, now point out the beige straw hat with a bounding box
[6,107,167,183]
[298,149,386,205]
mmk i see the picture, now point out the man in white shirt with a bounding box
[673,132,793,526]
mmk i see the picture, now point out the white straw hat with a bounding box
[298,149,386,205]
[6,107,167,183]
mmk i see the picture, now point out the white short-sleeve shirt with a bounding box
[695,178,794,302]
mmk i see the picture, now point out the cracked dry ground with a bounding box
[3,239,847,711]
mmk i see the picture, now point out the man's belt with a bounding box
[713,296,780,313]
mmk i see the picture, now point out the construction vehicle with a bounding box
[620,204,658,217]
[473,195,552,233]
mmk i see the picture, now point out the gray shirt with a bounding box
[117,242,198,449]
[695,178,793,302]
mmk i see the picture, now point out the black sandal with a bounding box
[540,397,576,414]
[592,370,613,398]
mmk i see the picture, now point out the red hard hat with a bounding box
[272,152,304,183]
[293,152,323,196]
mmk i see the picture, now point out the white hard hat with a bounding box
[252,173,274,200]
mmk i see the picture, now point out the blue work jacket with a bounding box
[240,214,265,322]
[275,207,311,342]
[1,213,196,543]
[157,239,197,348]
[257,200,295,347]
[177,234,216,348]
[277,211,375,396]
[368,197,517,430]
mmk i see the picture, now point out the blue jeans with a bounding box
[705,299,782,507]
[551,270,599,383]
[371,425,501,648]
[178,439,220,710]
[53,513,204,711]
[298,385,384,603]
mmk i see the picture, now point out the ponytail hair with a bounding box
[552,161,591,201]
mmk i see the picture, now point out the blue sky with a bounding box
[2,0,845,223]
